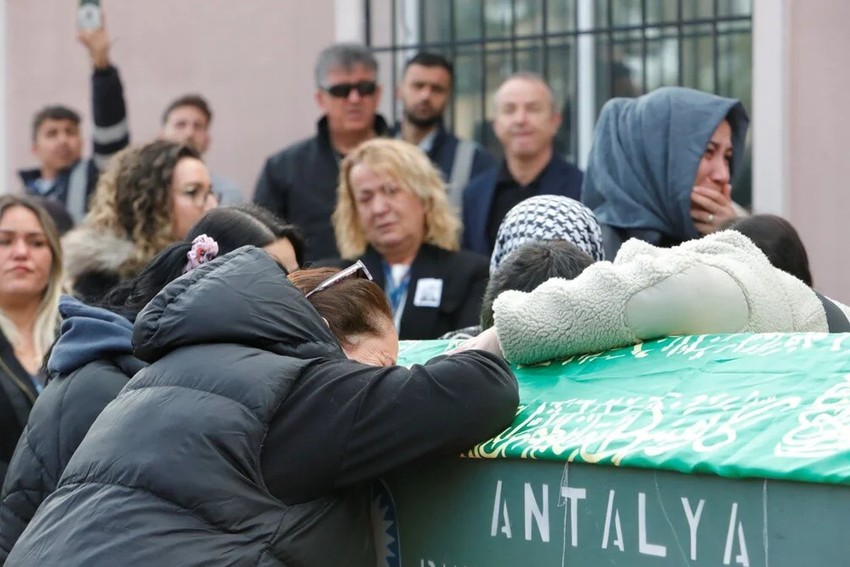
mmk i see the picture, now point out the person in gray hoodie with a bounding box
[0,205,304,560]
[582,86,749,259]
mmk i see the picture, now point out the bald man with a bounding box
[461,72,583,257]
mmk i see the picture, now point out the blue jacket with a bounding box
[461,155,584,256]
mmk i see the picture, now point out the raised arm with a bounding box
[78,18,129,171]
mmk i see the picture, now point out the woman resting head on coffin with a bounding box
[7,247,519,567]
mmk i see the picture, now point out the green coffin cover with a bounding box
[397,333,850,485]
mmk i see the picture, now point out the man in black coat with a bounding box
[254,43,390,262]
[462,72,583,257]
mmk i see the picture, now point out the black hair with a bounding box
[404,52,454,81]
[480,240,594,329]
[723,214,813,287]
[31,105,80,142]
[161,94,212,125]
[226,203,306,267]
[99,205,305,320]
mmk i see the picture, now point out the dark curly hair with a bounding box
[84,140,202,276]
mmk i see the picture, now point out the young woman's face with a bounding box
[171,157,217,239]
[263,237,299,274]
[693,120,733,193]
[0,206,53,304]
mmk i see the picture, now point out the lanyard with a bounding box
[382,262,411,328]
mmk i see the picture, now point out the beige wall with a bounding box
[786,0,850,302]
[6,0,341,197]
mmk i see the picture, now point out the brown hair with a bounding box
[288,267,392,346]
[84,140,202,276]
[0,195,64,360]
[333,138,461,259]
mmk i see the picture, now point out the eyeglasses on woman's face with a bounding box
[178,184,220,209]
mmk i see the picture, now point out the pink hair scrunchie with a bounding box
[183,234,220,274]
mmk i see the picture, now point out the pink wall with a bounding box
[7,0,338,198]
[788,1,850,302]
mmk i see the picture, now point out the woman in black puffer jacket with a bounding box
[7,246,518,566]
[0,205,304,562]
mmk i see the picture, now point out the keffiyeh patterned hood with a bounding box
[490,195,605,274]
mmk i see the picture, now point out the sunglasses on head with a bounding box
[321,80,378,99]
[305,260,373,298]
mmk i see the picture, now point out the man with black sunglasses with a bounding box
[254,43,390,262]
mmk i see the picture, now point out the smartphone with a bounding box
[77,0,102,31]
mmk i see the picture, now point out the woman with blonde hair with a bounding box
[333,138,489,339]
[0,196,62,485]
[62,140,217,300]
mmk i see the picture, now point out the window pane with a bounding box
[518,0,546,36]
[680,23,715,92]
[423,1,452,45]
[548,0,576,33]
[644,25,680,90]
[484,0,513,39]
[454,47,488,141]
[611,0,643,27]
[717,31,752,111]
[546,39,577,161]
[718,0,752,17]
[455,0,484,41]
[682,0,715,21]
[645,0,679,25]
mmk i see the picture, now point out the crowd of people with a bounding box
[0,13,847,566]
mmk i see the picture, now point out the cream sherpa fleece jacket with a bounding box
[493,231,830,365]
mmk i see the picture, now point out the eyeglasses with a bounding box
[305,260,373,298]
[179,186,220,208]
[320,80,378,99]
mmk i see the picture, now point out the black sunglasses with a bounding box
[321,80,378,99]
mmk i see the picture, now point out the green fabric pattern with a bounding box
[398,333,850,485]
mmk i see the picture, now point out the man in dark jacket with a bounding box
[0,296,144,561]
[6,247,518,566]
[18,23,129,224]
[254,43,390,262]
[462,72,583,257]
[394,52,495,210]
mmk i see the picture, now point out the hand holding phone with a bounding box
[77,0,102,31]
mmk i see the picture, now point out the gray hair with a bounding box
[315,43,379,87]
[493,71,557,111]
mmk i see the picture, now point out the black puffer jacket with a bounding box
[0,296,145,562]
[7,247,518,566]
